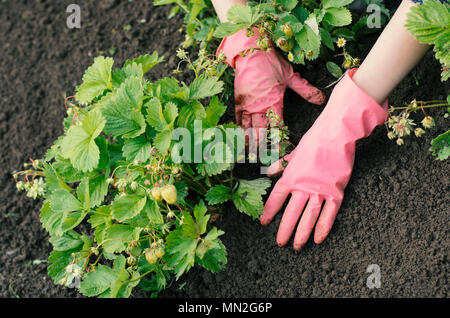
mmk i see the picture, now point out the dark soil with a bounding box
[0,0,448,298]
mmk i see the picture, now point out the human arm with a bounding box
[353,0,429,104]
[260,0,431,250]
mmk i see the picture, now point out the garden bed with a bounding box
[0,0,448,298]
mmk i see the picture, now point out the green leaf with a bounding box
[124,52,164,73]
[204,96,226,128]
[174,181,188,204]
[295,26,321,60]
[122,135,152,163]
[79,265,117,297]
[195,227,225,259]
[111,194,147,222]
[88,206,111,228]
[49,230,83,251]
[102,76,146,138]
[88,174,109,208]
[196,240,227,273]
[276,0,299,11]
[226,4,254,24]
[103,224,141,254]
[50,189,82,212]
[41,201,87,237]
[163,102,178,123]
[164,230,198,280]
[48,246,84,285]
[77,178,91,211]
[323,7,352,27]
[430,130,450,160]
[146,97,167,131]
[326,61,343,78]
[406,0,450,48]
[214,22,247,38]
[154,127,174,154]
[292,6,310,23]
[193,200,209,236]
[75,56,114,105]
[322,0,354,9]
[189,75,224,100]
[196,141,233,176]
[60,109,106,172]
[52,159,84,184]
[232,178,272,219]
[143,199,164,224]
[43,162,73,195]
[319,28,334,50]
[405,0,449,81]
[111,62,144,88]
[206,185,232,205]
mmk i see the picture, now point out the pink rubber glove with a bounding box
[217,29,325,130]
[260,69,388,250]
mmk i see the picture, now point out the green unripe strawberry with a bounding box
[155,247,165,259]
[145,250,158,265]
[257,36,270,51]
[277,37,294,52]
[281,24,293,37]
[151,187,163,202]
[161,184,177,205]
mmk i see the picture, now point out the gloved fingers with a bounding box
[293,195,323,251]
[276,192,309,247]
[235,109,243,127]
[251,113,267,129]
[265,153,293,177]
[313,198,342,244]
[288,73,326,106]
[240,112,252,130]
[260,182,290,226]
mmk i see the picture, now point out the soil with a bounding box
[0,0,448,298]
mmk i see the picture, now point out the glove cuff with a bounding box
[308,68,388,144]
[216,28,272,68]
[334,68,387,134]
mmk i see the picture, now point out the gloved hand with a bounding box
[260,69,388,250]
[217,29,325,130]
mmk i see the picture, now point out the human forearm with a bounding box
[211,0,249,22]
[353,0,430,104]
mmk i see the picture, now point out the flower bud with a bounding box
[281,24,293,37]
[414,128,425,137]
[151,187,163,202]
[421,116,435,129]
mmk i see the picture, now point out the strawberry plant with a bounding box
[385,0,450,160]
[153,0,219,51]
[213,0,388,77]
[12,52,271,297]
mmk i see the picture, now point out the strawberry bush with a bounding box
[12,52,271,297]
[158,0,389,78]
